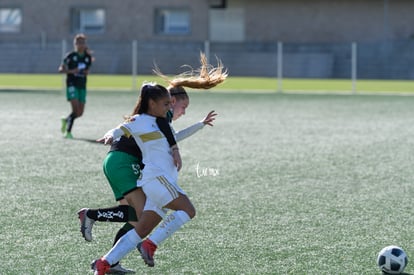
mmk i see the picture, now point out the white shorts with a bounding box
[143,198,168,218]
[139,175,186,210]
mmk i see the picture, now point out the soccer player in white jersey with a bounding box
[91,54,227,274]
[81,86,216,273]
[93,83,197,275]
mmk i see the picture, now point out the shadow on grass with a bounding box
[71,137,101,144]
[0,89,59,94]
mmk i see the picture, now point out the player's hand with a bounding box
[96,136,113,145]
[202,110,217,126]
[172,149,182,171]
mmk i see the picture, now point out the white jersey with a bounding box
[111,114,178,183]
[174,121,204,142]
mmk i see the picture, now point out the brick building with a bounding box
[1,0,414,78]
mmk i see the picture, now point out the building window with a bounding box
[0,8,22,33]
[155,8,190,35]
[71,8,105,34]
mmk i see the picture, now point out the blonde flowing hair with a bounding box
[153,52,228,89]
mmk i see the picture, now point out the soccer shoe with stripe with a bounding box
[138,239,157,267]
[64,131,73,139]
[60,117,67,133]
[92,258,111,275]
[91,259,135,274]
[77,208,95,242]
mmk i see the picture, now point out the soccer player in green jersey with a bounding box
[91,55,227,274]
[82,86,216,273]
[59,33,93,139]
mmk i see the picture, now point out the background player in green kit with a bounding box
[59,33,93,139]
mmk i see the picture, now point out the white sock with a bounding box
[104,229,142,265]
[149,210,191,246]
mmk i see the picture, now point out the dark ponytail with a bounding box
[131,83,169,116]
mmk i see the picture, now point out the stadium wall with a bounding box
[1,0,414,79]
[1,40,414,79]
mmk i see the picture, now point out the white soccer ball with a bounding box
[377,245,408,274]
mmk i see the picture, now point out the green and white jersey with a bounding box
[62,51,92,88]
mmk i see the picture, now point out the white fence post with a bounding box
[204,40,210,63]
[40,31,47,50]
[351,42,357,94]
[132,40,138,91]
[277,41,283,93]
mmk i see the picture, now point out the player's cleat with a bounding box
[108,263,136,274]
[64,132,73,139]
[138,239,157,267]
[92,258,110,275]
[91,259,135,274]
[77,208,95,242]
[60,117,67,133]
